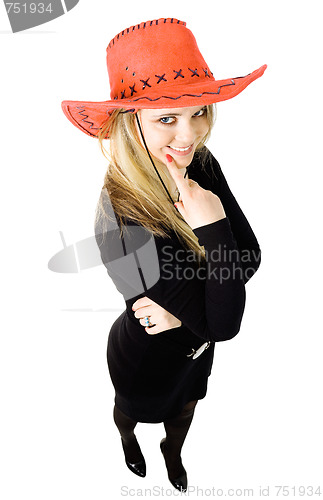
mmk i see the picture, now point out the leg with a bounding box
[161,400,198,481]
[113,404,144,465]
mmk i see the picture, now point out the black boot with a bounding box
[122,438,146,477]
[160,437,187,491]
[113,405,146,478]
[160,400,198,492]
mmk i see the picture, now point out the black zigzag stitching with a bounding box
[76,107,100,130]
[124,78,241,103]
[124,73,252,103]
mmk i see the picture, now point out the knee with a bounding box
[181,399,198,415]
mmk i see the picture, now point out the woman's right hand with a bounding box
[165,154,226,230]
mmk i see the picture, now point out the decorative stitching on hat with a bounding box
[129,84,137,96]
[114,65,215,100]
[124,78,243,103]
[76,107,100,131]
[202,68,211,78]
[188,68,199,77]
[107,18,186,51]
[140,78,151,89]
[155,73,167,84]
[232,73,251,79]
[173,69,184,79]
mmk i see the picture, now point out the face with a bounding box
[136,105,210,169]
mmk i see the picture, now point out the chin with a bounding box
[177,159,192,168]
[176,153,195,165]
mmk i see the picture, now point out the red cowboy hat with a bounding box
[61,17,267,138]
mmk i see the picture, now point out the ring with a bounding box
[144,316,152,327]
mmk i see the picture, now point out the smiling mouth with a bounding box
[168,144,193,152]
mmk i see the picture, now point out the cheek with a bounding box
[199,119,210,137]
[148,128,172,150]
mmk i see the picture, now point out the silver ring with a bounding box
[144,316,152,327]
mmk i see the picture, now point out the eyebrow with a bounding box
[152,112,182,117]
[152,106,206,118]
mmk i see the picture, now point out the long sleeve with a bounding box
[94,148,260,343]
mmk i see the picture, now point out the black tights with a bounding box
[113,400,198,479]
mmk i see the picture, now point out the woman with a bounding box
[61,17,266,491]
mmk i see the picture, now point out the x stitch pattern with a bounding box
[155,74,167,84]
[140,78,151,89]
[173,69,184,79]
[188,68,199,77]
[129,84,137,96]
[121,75,250,103]
[113,66,212,100]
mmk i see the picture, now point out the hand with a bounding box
[165,154,226,230]
[132,296,182,335]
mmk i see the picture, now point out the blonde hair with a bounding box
[94,104,216,263]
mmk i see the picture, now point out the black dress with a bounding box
[94,148,261,423]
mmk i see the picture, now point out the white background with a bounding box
[1,1,322,499]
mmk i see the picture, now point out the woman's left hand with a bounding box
[132,296,182,335]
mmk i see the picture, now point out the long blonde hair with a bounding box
[94,104,216,263]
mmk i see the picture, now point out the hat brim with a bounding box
[61,64,267,138]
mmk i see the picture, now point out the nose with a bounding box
[174,119,196,145]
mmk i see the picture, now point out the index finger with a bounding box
[132,296,154,311]
[165,154,190,195]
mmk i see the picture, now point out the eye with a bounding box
[193,107,206,117]
[159,116,175,125]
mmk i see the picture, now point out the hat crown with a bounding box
[106,18,214,103]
